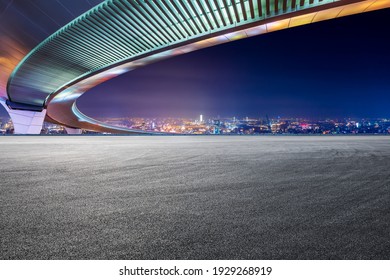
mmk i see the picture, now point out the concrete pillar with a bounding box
[0,99,46,134]
[64,127,82,135]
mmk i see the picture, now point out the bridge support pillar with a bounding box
[0,99,46,134]
[64,127,82,135]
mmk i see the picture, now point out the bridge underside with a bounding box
[5,0,390,134]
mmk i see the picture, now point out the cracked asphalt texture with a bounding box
[0,136,389,259]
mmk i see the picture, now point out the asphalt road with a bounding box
[0,136,389,259]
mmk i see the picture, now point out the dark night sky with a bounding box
[1,1,389,119]
[78,8,390,119]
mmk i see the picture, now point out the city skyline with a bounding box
[2,114,389,135]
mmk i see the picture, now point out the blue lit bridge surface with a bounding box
[2,0,390,134]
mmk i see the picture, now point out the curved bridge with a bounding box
[3,0,390,134]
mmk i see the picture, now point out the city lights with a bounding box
[2,115,389,135]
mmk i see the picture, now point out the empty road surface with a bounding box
[0,136,389,259]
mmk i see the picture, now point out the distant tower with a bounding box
[213,120,221,134]
[266,114,271,130]
[200,114,203,123]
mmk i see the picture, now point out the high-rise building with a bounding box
[213,120,221,134]
[200,114,203,123]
